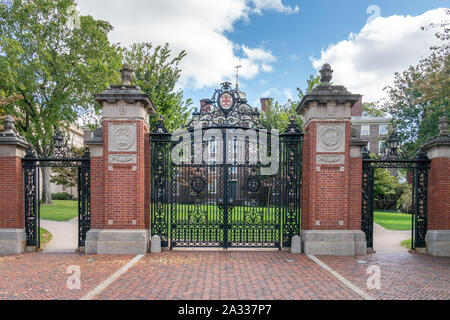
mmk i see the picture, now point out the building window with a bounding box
[367,142,371,152]
[361,125,370,136]
[379,141,384,152]
[379,125,387,135]
[208,181,216,194]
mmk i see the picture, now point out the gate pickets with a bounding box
[22,135,91,249]
[150,83,303,249]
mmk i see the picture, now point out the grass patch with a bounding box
[374,211,412,230]
[40,227,52,246]
[40,200,78,221]
[401,239,412,250]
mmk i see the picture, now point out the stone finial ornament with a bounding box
[438,117,449,136]
[3,115,16,134]
[120,63,133,86]
[319,63,333,86]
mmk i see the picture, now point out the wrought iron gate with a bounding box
[361,133,430,250]
[22,131,91,249]
[150,83,302,249]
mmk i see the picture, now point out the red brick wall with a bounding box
[92,120,149,230]
[301,121,361,230]
[0,157,24,228]
[144,132,151,230]
[428,157,450,230]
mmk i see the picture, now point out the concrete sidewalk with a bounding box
[40,218,78,253]
[373,223,410,253]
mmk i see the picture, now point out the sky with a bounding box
[76,0,449,110]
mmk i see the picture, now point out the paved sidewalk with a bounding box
[0,251,448,300]
[40,218,78,253]
[373,223,410,253]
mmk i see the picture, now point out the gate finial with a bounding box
[120,63,133,86]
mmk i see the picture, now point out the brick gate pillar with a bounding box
[0,116,29,255]
[296,64,367,256]
[85,64,156,254]
[423,117,450,257]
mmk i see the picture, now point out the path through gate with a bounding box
[22,131,90,249]
[150,83,302,249]
[361,133,430,251]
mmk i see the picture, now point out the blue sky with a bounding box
[77,0,449,110]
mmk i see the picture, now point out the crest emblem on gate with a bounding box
[219,93,234,110]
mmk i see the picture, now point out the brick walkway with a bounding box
[0,251,448,300]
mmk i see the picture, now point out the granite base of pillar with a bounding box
[0,229,26,255]
[302,230,367,256]
[426,230,450,257]
[85,229,149,254]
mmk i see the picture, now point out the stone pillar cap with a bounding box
[94,64,156,115]
[423,117,450,150]
[296,63,361,115]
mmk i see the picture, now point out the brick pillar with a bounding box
[85,64,156,254]
[0,116,29,255]
[423,117,450,257]
[297,64,367,256]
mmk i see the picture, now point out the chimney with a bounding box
[260,98,271,113]
[351,97,363,117]
[200,99,211,113]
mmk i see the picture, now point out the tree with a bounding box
[373,168,404,211]
[122,42,192,132]
[0,0,122,203]
[362,102,386,117]
[50,145,83,188]
[260,74,320,131]
[382,10,449,156]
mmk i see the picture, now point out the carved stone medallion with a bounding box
[317,123,345,153]
[108,124,137,152]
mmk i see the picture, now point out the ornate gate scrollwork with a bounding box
[150,83,303,249]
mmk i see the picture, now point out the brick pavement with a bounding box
[318,252,450,300]
[0,251,448,300]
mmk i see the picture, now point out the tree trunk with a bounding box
[41,167,54,205]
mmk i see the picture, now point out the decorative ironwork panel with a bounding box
[23,161,38,247]
[281,120,303,247]
[361,163,374,248]
[149,84,303,249]
[78,151,91,247]
[150,121,171,247]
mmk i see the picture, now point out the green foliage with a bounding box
[397,184,413,214]
[362,102,386,117]
[122,42,192,132]
[51,192,75,200]
[382,11,449,156]
[374,169,403,200]
[260,74,320,131]
[0,0,122,154]
[50,145,83,187]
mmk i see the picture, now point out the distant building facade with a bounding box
[350,98,391,154]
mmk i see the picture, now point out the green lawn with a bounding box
[40,200,78,221]
[39,227,52,246]
[374,211,412,230]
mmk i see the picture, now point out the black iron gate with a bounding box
[150,83,302,249]
[361,133,430,250]
[22,131,91,249]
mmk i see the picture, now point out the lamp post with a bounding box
[53,130,64,148]
[387,130,399,157]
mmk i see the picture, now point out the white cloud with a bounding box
[250,0,299,15]
[76,0,296,90]
[310,8,447,102]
